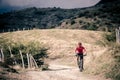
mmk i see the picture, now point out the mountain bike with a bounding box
[76,54,86,72]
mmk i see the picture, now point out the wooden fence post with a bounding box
[118,27,120,43]
[8,29,10,32]
[8,46,14,58]
[23,28,25,31]
[29,54,33,68]
[30,54,38,69]
[116,27,120,44]
[17,28,20,31]
[8,46,17,65]
[26,53,30,69]
[0,49,2,62]
[1,49,4,62]
[116,28,118,43]
[28,54,38,69]
[3,29,4,33]
[19,50,25,69]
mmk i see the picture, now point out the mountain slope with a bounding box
[0,0,120,31]
[59,0,120,31]
[0,7,81,30]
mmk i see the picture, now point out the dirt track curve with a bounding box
[26,64,111,80]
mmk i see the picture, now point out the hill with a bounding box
[58,0,120,31]
[0,29,104,57]
[0,29,113,75]
[0,0,120,32]
[0,7,81,30]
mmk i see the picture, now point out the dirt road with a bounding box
[26,64,110,80]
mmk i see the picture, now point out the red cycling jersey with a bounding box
[75,46,85,54]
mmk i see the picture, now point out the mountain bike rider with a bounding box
[75,42,86,69]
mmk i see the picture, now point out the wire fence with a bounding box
[0,47,39,70]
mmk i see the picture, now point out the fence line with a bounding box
[0,46,39,70]
[0,27,34,33]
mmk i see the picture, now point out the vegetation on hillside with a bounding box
[106,44,120,80]
[0,0,120,31]
[84,30,119,80]
[0,7,81,30]
[102,32,120,80]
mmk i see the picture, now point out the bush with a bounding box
[79,20,83,24]
[81,23,98,30]
[105,32,116,42]
[70,20,76,25]
[87,24,98,30]
[0,38,48,68]
[103,32,120,80]
[106,44,120,80]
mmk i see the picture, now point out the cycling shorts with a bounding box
[77,53,83,59]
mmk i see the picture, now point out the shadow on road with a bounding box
[48,68,72,71]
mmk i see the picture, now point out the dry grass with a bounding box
[0,29,110,75]
[0,29,104,57]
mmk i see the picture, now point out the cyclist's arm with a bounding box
[75,48,79,56]
[75,48,78,53]
[83,48,87,55]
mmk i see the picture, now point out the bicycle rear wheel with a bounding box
[79,59,83,72]
[77,54,84,72]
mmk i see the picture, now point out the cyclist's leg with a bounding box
[81,59,84,70]
[77,55,79,62]
[80,54,83,69]
[77,54,80,65]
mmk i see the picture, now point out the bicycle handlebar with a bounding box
[75,53,87,56]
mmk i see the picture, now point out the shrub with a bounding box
[78,12,85,17]
[0,38,48,68]
[103,31,120,80]
[99,32,116,47]
[87,24,98,30]
[70,20,76,25]
[105,32,116,42]
[106,44,120,80]
[79,20,83,24]
[81,23,98,30]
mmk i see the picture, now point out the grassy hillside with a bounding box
[1,29,120,80]
[0,29,104,57]
[0,29,112,76]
